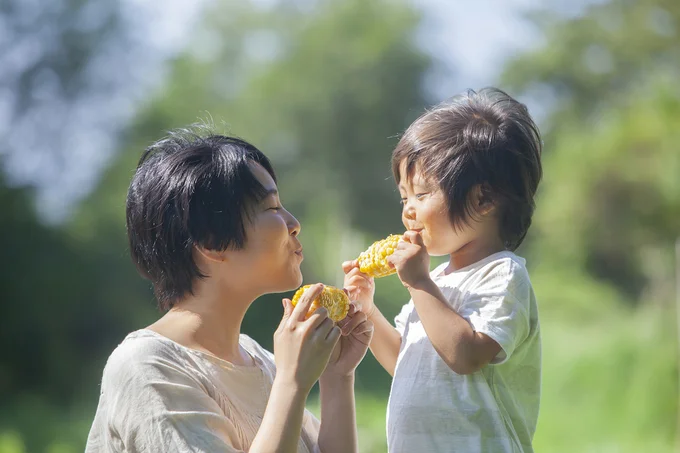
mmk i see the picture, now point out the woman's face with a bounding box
[223,162,304,294]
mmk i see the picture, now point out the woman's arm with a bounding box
[249,376,310,453]
[315,304,374,453]
[318,374,356,453]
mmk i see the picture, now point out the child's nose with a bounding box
[403,204,416,221]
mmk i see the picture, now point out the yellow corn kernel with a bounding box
[357,234,401,278]
[291,285,350,322]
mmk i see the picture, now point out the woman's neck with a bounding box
[148,281,257,366]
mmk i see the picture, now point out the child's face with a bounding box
[397,161,493,257]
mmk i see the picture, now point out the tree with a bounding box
[502,0,680,304]
[71,0,434,394]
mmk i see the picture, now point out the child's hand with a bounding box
[388,231,432,290]
[342,260,376,317]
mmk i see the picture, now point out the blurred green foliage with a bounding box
[1,0,679,451]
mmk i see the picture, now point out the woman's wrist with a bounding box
[272,373,313,398]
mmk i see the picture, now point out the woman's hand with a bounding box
[323,302,374,378]
[273,283,342,392]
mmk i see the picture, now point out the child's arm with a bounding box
[366,306,402,376]
[406,280,501,374]
[388,232,502,375]
[343,261,402,376]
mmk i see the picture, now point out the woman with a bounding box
[85,127,373,453]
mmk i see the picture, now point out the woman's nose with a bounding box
[287,210,301,236]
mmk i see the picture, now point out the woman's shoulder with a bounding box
[239,334,275,366]
[239,334,279,378]
[109,329,181,360]
[101,329,193,387]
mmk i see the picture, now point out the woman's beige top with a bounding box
[85,329,320,452]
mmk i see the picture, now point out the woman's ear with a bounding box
[194,245,226,263]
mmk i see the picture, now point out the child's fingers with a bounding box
[344,285,361,298]
[342,260,359,273]
[346,274,370,288]
[403,230,424,246]
[344,266,363,279]
[345,265,374,280]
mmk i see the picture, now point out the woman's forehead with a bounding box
[248,161,277,193]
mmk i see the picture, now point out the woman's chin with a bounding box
[280,268,304,292]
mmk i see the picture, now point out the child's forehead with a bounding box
[398,159,435,188]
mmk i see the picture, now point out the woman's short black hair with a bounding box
[392,87,543,250]
[126,125,276,310]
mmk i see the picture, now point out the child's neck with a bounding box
[447,236,506,273]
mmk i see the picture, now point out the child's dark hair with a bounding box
[392,87,542,250]
[126,125,276,310]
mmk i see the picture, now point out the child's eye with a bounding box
[269,206,281,211]
[399,198,407,205]
[415,193,429,200]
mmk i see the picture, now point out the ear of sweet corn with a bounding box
[291,285,350,322]
[357,234,401,278]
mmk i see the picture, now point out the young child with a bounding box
[343,87,542,452]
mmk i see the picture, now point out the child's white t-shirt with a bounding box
[386,251,541,453]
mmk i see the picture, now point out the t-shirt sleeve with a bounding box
[457,259,532,364]
[102,342,243,453]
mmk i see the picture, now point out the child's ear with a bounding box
[475,184,496,215]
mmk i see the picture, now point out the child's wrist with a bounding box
[406,276,436,293]
[366,303,377,319]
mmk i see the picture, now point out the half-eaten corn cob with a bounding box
[291,285,350,322]
[357,234,401,278]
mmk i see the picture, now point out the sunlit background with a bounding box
[1,0,678,452]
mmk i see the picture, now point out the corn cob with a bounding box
[357,234,401,278]
[291,285,350,322]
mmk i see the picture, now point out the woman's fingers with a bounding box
[291,283,323,322]
[340,311,368,336]
[305,306,329,328]
[312,317,335,341]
